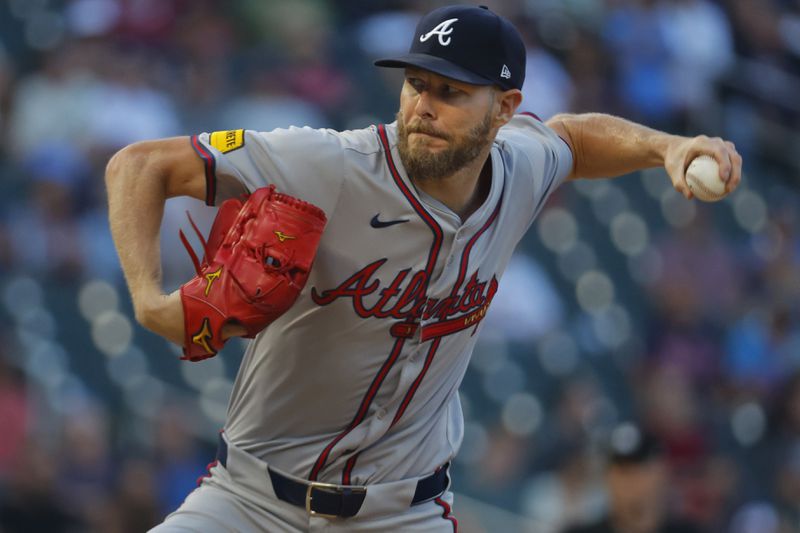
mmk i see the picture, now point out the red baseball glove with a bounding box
[178,185,327,361]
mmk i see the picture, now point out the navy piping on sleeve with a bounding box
[190,135,217,206]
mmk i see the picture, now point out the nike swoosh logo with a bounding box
[370,214,410,228]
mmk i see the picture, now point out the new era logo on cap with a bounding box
[374,5,526,91]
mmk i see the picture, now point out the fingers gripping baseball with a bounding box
[178,185,327,362]
[724,141,743,193]
[664,135,742,199]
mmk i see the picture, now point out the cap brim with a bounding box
[374,53,494,86]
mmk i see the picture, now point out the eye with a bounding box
[407,77,425,92]
[442,85,462,97]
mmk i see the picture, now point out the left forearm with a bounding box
[546,112,741,199]
[546,113,684,180]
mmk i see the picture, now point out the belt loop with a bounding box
[410,462,449,505]
[216,432,228,468]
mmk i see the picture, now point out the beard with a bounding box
[396,110,493,182]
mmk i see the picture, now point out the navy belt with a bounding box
[216,434,449,518]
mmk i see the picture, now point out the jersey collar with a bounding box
[382,122,505,230]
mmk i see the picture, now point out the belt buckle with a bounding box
[305,481,366,518]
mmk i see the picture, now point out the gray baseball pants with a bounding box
[149,436,457,532]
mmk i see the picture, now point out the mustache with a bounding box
[405,121,450,141]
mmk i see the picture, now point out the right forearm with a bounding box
[105,138,246,348]
[105,143,179,339]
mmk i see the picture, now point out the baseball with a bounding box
[685,155,727,202]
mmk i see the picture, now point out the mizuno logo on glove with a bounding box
[191,318,215,356]
[274,231,295,242]
[178,185,327,362]
[204,267,222,296]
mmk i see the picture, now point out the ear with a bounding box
[492,89,523,128]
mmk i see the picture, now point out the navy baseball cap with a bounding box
[375,5,526,91]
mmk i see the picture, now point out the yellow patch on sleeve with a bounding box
[209,129,245,153]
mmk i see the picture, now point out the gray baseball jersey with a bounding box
[190,113,572,487]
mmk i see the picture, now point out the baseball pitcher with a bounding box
[105,5,742,532]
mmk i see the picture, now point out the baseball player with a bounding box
[105,5,742,532]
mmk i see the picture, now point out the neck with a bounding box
[411,146,493,221]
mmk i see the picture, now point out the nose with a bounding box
[414,90,436,120]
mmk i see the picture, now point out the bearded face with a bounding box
[396,108,494,182]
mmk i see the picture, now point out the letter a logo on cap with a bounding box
[420,18,459,46]
[501,64,511,79]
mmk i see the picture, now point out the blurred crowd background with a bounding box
[0,0,798,531]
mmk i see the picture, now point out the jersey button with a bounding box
[377,407,387,419]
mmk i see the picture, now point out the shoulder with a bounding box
[252,124,382,157]
[496,113,565,150]
[333,125,383,156]
[495,113,574,172]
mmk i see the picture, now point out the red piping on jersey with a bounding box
[519,111,542,122]
[331,125,450,484]
[341,127,504,483]
[377,124,443,276]
[452,197,502,297]
[196,460,218,486]
[391,337,442,426]
[190,135,216,206]
[340,338,442,485]
[435,497,458,532]
[391,184,503,422]
[417,197,502,341]
[309,336,406,481]
[342,451,358,485]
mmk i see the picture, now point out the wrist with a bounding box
[659,134,692,168]
[136,290,184,346]
[649,133,684,168]
[131,286,162,327]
